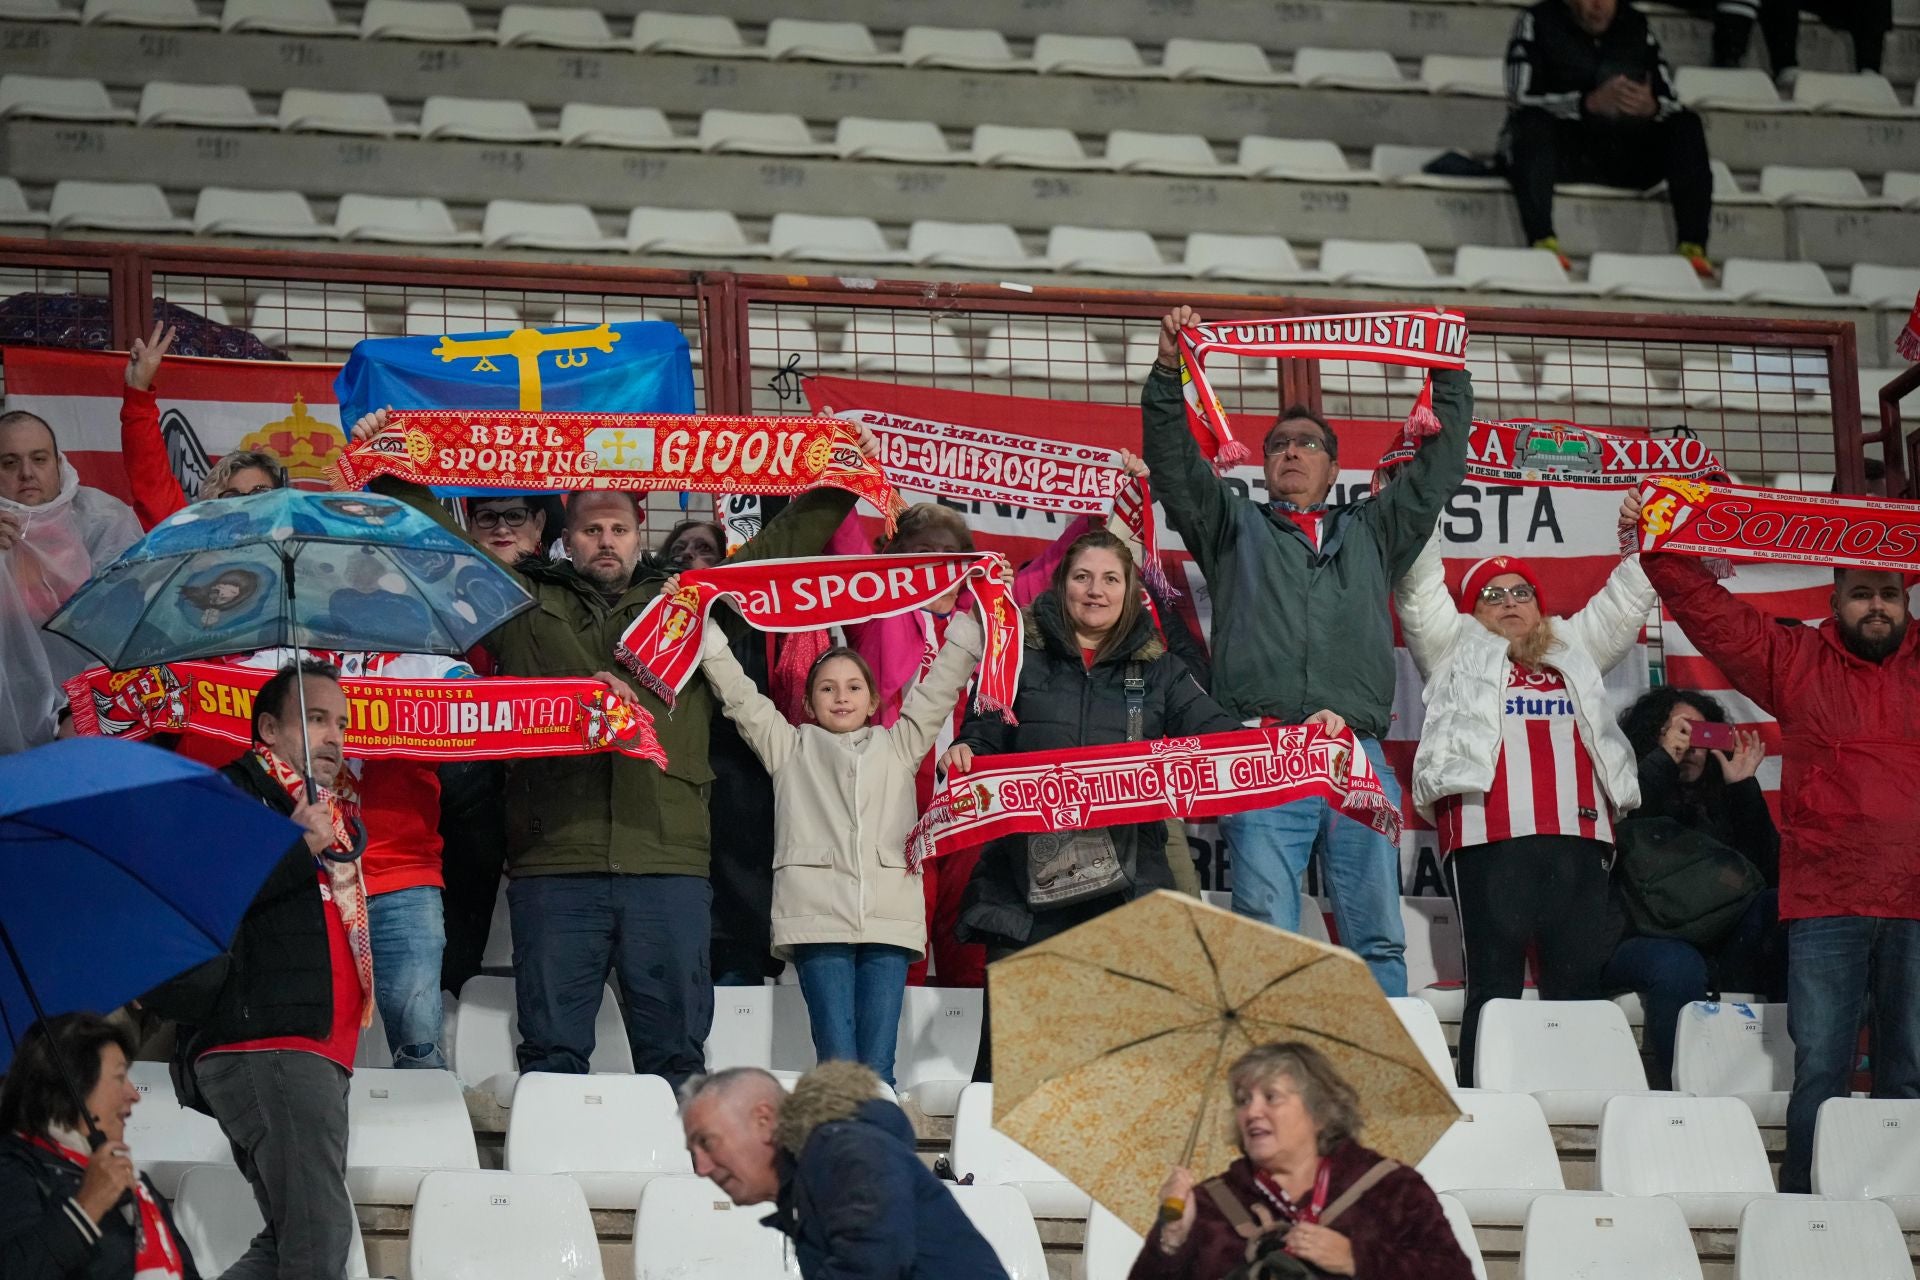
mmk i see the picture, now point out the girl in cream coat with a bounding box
[695,601,985,1085]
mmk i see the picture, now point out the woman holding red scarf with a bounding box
[1132,1042,1471,1280]
[0,1014,200,1280]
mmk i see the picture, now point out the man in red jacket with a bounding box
[1645,547,1920,1192]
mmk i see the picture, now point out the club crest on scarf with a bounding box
[89,666,191,736]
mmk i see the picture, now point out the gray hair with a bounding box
[196,449,287,501]
[677,1066,784,1115]
[1228,1041,1364,1157]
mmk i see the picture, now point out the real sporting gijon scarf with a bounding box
[1637,477,1920,573]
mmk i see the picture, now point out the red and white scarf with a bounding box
[1636,477,1920,573]
[28,1131,185,1280]
[252,746,375,1027]
[1899,290,1920,364]
[1176,311,1469,466]
[905,725,1400,871]
[1373,418,1728,495]
[616,553,1023,720]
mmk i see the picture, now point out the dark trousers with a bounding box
[1762,0,1891,73]
[507,872,714,1087]
[1601,889,1783,1088]
[1780,915,1920,1192]
[1502,107,1714,248]
[1446,834,1615,1086]
[437,760,507,996]
[195,1050,354,1280]
[1673,0,1760,65]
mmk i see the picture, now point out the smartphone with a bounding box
[1689,722,1736,750]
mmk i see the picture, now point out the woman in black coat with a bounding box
[940,530,1245,1077]
[0,1015,200,1280]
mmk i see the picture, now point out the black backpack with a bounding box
[1613,816,1766,950]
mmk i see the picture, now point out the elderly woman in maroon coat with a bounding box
[1129,1042,1472,1280]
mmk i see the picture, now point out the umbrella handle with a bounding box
[1158,1196,1188,1225]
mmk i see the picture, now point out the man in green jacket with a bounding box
[352,409,874,1085]
[1142,307,1474,995]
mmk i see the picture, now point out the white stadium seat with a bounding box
[697,109,833,156]
[1417,1089,1600,1224]
[952,1084,1092,1218]
[1672,1002,1794,1126]
[359,0,486,41]
[1451,244,1575,293]
[504,1072,692,1208]
[1161,38,1283,84]
[1373,144,1502,189]
[980,322,1123,382]
[1388,997,1455,1084]
[248,289,373,351]
[627,207,770,257]
[1182,233,1316,284]
[419,96,553,144]
[764,18,897,64]
[0,74,132,122]
[1596,1095,1793,1227]
[173,1164,371,1277]
[1674,67,1786,111]
[194,188,335,239]
[835,117,959,164]
[894,986,984,1117]
[947,1184,1051,1280]
[844,309,974,375]
[1848,263,1920,308]
[0,178,46,226]
[1436,1195,1489,1280]
[1758,164,1875,206]
[138,82,273,129]
[335,194,477,245]
[277,89,410,137]
[900,25,1026,71]
[222,0,347,35]
[481,200,617,251]
[630,11,763,58]
[409,1171,604,1280]
[1587,252,1713,301]
[0,0,75,18]
[1883,172,1920,209]
[452,975,633,1096]
[1735,1196,1913,1280]
[559,104,692,150]
[1081,1203,1144,1280]
[907,220,1042,271]
[970,125,1102,170]
[633,1175,802,1279]
[84,0,215,26]
[704,982,776,1071]
[1418,55,1505,97]
[1031,33,1151,78]
[1719,260,1843,307]
[1790,71,1906,115]
[1318,239,1442,289]
[767,213,910,264]
[1520,1194,1704,1280]
[1292,47,1411,90]
[345,1068,481,1205]
[1103,130,1229,176]
[1237,136,1363,181]
[405,295,522,336]
[1811,1098,1920,1228]
[124,1060,235,1198]
[747,312,851,372]
[495,4,617,49]
[1537,348,1683,408]
[1044,226,1166,276]
[49,180,191,233]
[1474,998,1665,1123]
[1402,897,1464,996]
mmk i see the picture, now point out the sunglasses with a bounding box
[1478,584,1537,605]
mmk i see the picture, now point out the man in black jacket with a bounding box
[158,661,363,1280]
[1500,0,1716,279]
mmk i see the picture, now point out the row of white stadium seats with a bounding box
[21,180,1919,306]
[13,2,1918,111]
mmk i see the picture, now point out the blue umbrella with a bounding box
[0,739,306,1092]
[45,488,533,669]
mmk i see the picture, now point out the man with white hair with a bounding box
[0,408,140,753]
[680,1063,1008,1280]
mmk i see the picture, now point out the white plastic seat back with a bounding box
[0,74,132,122]
[345,1068,481,1204]
[1436,1194,1489,1280]
[1758,164,1872,205]
[630,12,759,57]
[951,1083,1092,1218]
[1104,130,1224,174]
[705,983,775,1070]
[1082,1202,1144,1280]
[481,200,614,251]
[971,125,1097,168]
[1673,1002,1793,1109]
[1044,226,1165,275]
[139,82,270,127]
[359,0,481,41]
[1734,1196,1911,1280]
[559,104,685,149]
[1388,997,1454,1084]
[1849,264,1920,308]
[495,4,616,49]
[1237,136,1354,179]
[1719,260,1838,305]
[698,109,828,155]
[1811,1098,1920,1211]
[1520,1194,1705,1280]
[222,0,345,34]
[901,26,1023,70]
[1163,38,1279,83]
[85,0,214,25]
[505,1072,692,1208]
[125,1060,235,1198]
[421,96,549,143]
[1675,67,1783,109]
[336,194,473,245]
[844,310,974,374]
[173,1164,370,1277]
[409,1170,605,1280]
[0,178,45,225]
[764,18,892,63]
[836,117,954,162]
[194,188,332,238]
[277,89,406,136]
[893,986,983,1117]
[452,975,632,1090]
[1416,1089,1566,1225]
[980,322,1122,382]
[1589,252,1711,299]
[633,1175,802,1278]
[947,1184,1050,1280]
[1400,896,1464,991]
[1319,239,1437,286]
[1596,1095,1775,1227]
[767,213,906,264]
[907,221,1035,270]
[1419,55,1504,96]
[1452,245,1571,292]
[1475,998,1648,1096]
[1182,233,1308,282]
[50,181,190,232]
[1031,33,1148,77]
[1292,47,1407,89]
[1792,71,1902,113]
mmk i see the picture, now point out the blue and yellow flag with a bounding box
[334,319,695,429]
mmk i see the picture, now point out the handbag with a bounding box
[1614,815,1765,950]
[1024,663,1146,909]
[1202,1159,1402,1280]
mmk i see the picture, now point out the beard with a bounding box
[577,555,635,594]
[1839,612,1908,662]
[1504,616,1557,669]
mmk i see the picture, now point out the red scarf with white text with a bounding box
[26,1131,184,1280]
[1636,477,1920,573]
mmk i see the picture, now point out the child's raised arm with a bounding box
[888,609,986,767]
[692,593,802,773]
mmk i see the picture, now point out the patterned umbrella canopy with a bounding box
[989,891,1459,1237]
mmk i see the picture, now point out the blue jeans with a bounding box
[792,943,912,1086]
[1219,736,1407,995]
[367,886,447,1069]
[508,873,713,1087]
[1781,915,1920,1192]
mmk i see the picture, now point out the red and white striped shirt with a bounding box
[1435,664,1613,854]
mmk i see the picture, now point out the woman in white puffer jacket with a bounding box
[1395,495,1652,1085]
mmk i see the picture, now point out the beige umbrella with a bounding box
[989,890,1459,1237]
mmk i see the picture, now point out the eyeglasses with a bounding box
[1478,584,1536,605]
[1264,432,1328,457]
[472,507,532,530]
